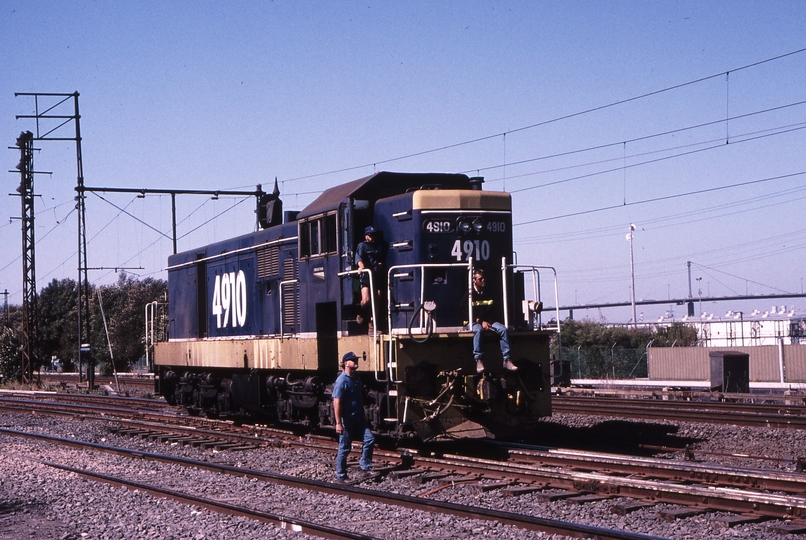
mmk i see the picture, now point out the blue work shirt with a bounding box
[332,371,364,419]
[355,241,382,272]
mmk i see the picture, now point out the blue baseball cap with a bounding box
[364,226,377,235]
[342,351,359,364]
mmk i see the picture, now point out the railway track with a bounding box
[3,395,806,535]
[553,394,806,428]
[2,429,660,540]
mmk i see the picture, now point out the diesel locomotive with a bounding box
[153,171,559,440]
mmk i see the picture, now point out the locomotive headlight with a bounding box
[472,219,483,232]
[458,221,471,233]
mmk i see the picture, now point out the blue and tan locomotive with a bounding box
[153,171,559,440]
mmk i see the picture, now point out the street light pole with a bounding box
[696,277,703,316]
[627,224,637,327]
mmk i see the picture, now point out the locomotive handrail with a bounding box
[164,236,297,271]
[506,263,562,334]
[337,268,380,380]
[385,261,474,335]
[278,279,299,339]
[501,257,509,329]
[384,261,472,385]
[144,301,160,371]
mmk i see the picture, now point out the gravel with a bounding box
[2,406,806,539]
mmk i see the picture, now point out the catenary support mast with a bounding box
[14,130,36,383]
[16,92,89,382]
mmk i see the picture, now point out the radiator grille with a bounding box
[257,246,280,279]
[282,257,298,328]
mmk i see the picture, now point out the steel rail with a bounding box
[0,396,335,451]
[501,446,806,494]
[6,395,806,520]
[18,456,376,540]
[553,396,806,429]
[5,396,804,490]
[561,388,806,405]
[0,396,174,421]
[0,429,663,540]
[412,450,806,520]
[556,395,806,415]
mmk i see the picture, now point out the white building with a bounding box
[681,306,806,347]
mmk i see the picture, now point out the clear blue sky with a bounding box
[1,1,805,323]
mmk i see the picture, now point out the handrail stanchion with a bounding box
[506,264,561,333]
[531,268,538,329]
[338,268,381,381]
[501,257,509,329]
[466,258,474,330]
[366,268,378,376]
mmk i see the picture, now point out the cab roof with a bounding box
[297,171,471,219]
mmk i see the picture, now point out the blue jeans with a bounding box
[336,415,375,478]
[473,322,511,362]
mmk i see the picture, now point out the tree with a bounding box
[0,326,22,381]
[554,319,698,378]
[93,273,167,373]
[38,278,79,371]
[556,319,696,349]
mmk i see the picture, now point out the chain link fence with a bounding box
[552,346,648,380]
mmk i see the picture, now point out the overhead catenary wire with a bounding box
[692,262,792,295]
[470,100,806,180]
[6,49,805,308]
[516,185,806,245]
[279,47,806,184]
[515,170,806,226]
[91,196,252,286]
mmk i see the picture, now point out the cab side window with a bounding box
[299,212,337,258]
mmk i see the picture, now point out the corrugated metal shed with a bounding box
[648,344,806,382]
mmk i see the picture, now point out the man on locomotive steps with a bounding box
[332,351,374,481]
[472,268,518,374]
[355,225,386,326]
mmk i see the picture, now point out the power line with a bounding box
[509,123,806,197]
[469,100,806,179]
[516,184,806,245]
[693,262,794,295]
[90,192,172,240]
[280,47,806,184]
[515,170,806,226]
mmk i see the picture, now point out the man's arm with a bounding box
[333,397,343,434]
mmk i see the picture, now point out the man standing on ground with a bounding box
[333,351,374,481]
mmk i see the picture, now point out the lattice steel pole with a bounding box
[15,130,36,383]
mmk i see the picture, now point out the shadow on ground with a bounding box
[402,419,703,460]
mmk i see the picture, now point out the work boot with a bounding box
[502,358,518,371]
[476,359,485,374]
